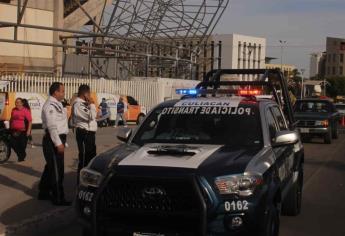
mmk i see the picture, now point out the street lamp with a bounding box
[300,68,305,99]
[279,40,287,70]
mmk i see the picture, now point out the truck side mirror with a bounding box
[117,127,132,143]
[272,130,299,147]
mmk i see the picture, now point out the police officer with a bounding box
[72,84,97,179]
[38,82,71,206]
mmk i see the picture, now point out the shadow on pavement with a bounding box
[0,163,42,178]
[0,171,77,228]
[0,174,36,198]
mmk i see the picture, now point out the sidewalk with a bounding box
[0,127,121,235]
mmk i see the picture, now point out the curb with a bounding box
[4,206,75,236]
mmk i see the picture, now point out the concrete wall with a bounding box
[0,3,54,71]
[8,0,55,11]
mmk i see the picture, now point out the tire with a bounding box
[332,122,339,139]
[282,168,303,216]
[82,228,91,236]
[324,128,332,144]
[136,114,145,125]
[259,203,280,236]
[0,140,11,164]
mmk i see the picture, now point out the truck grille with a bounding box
[99,176,199,213]
[97,175,205,234]
[297,120,315,127]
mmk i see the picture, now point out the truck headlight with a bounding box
[315,120,328,127]
[214,173,263,196]
[80,168,103,187]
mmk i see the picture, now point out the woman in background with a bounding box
[9,98,32,162]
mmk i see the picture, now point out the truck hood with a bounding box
[90,143,261,177]
[294,112,331,120]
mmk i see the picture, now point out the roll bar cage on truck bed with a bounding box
[192,69,296,129]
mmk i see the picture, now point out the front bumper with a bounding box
[76,172,268,236]
[298,127,328,134]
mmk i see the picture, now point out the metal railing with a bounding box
[0,74,161,111]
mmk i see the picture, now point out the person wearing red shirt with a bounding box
[9,98,32,162]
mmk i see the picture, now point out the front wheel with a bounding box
[332,122,339,139]
[259,203,280,236]
[324,128,332,144]
[282,168,303,216]
[0,140,11,164]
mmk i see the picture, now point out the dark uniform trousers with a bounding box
[76,128,96,176]
[38,133,67,202]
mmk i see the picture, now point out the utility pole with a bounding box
[279,40,287,70]
[300,68,305,99]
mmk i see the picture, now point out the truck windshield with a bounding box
[132,104,262,147]
[294,101,332,113]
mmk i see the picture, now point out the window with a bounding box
[340,66,343,75]
[266,110,278,141]
[271,106,287,130]
[127,96,138,105]
[333,67,336,75]
[340,54,344,63]
[333,54,336,62]
[294,101,331,113]
[132,105,263,147]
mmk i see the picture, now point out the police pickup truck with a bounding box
[76,69,304,236]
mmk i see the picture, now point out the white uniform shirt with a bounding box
[72,97,97,132]
[42,96,69,147]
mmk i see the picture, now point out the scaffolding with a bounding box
[0,0,229,79]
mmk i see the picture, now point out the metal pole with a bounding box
[300,69,305,99]
[279,40,286,70]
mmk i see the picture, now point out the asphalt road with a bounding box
[35,134,345,236]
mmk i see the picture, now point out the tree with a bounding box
[326,77,345,98]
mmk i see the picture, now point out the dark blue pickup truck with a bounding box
[294,98,340,144]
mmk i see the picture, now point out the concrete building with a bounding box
[325,37,345,77]
[310,52,323,78]
[193,34,266,80]
[211,34,266,70]
[0,0,110,74]
[265,63,296,78]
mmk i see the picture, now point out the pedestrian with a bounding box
[98,98,109,127]
[38,82,70,206]
[9,98,32,162]
[72,84,97,181]
[22,99,35,148]
[114,97,127,127]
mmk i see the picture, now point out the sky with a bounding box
[213,0,345,77]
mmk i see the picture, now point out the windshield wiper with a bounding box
[147,145,197,156]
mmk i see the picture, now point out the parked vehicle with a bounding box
[0,92,48,126]
[68,92,146,126]
[294,98,340,144]
[0,121,11,164]
[75,69,304,236]
[335,103,345,116]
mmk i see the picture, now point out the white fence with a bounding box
[0,74,162,111]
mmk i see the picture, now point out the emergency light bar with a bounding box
[238,89,261,96]
[176,88,263,96]
[176,89,198,95]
